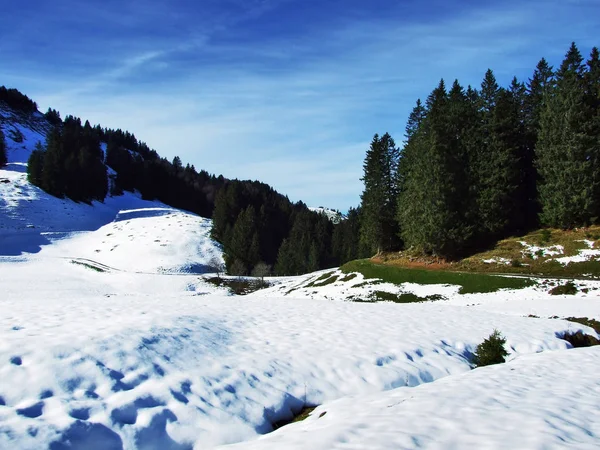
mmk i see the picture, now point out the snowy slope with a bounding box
[309,206,344,223]
[0,115,223,273]
[228,346,600,449]
[1,255,596,450]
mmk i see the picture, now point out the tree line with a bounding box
[210,180,361,275]
[359,42,600,259]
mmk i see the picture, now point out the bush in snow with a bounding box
[473,329,508,367]
[549,281,578,295]
[560,331,599,348]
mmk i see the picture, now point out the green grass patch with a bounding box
[339,273,357,282]
[371,291,425,303]
[305,271,335,288]
[311,275,339,287]
[342,260,534,294]
[70,260,105,272]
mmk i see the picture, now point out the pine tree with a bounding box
[27,142,45,186]
[0,128,7,167]
[226,205,259,274]
[359,133,399,255]
[471,70,525,240]
[585,47,600,221]
[536,42,595,227]
[398,80,472,258]
[41,128,66,197]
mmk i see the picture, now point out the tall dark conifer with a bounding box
[359,133,399,254]
[398,80,472,258]
[536,42,595,227]
[585,47,600,220]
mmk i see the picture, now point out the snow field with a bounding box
[0,255,596,449]
[228,346,600,449]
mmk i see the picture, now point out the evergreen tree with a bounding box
[0,128,7,167]
[226,205,259,274]
[41,129,66,197]
[536,42,595,227]
[359,133,399,255]
[472,70,525,240]
[332,207,362,264]
[398,80,473,258]
[27,142,45,186]
[585,47,600,220]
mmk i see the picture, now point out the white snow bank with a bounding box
[228,346,600,449]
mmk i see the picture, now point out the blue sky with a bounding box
[2,0,598,211]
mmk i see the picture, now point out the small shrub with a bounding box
[540,229,552,244]
[510,259,523,268]
[549,281,578,295]
[473,330,508,367]
[560,331,600,348]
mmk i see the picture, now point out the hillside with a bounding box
[362,226,600,280]
[0,90,359,275]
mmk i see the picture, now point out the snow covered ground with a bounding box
[1,118,600,449]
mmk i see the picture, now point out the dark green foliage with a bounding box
[26,142,45,185]
[473,330,508,367]
[210,178,338,276]
[0,128,7,167]
[44,108,62,127]
[360,133,400,255]
[332,207,365,264]
[549,281,578,295]
[536,43,598,228]
[398,80,474,258]
[560,331,600,348]
[0,86,38,113]
[370,291,424,303]
[204,276,269,295]
[306,274,338,287]
[540,228,552,244]
[27,118,108,202]
[473,72,528,239]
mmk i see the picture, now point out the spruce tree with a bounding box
[585,48,600,221]
[398,80,472,258]
[27,142,45,186]
[226,205,259,274]
[536,42,595,227]
[359,133,399,255]
[472,70,525,240]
